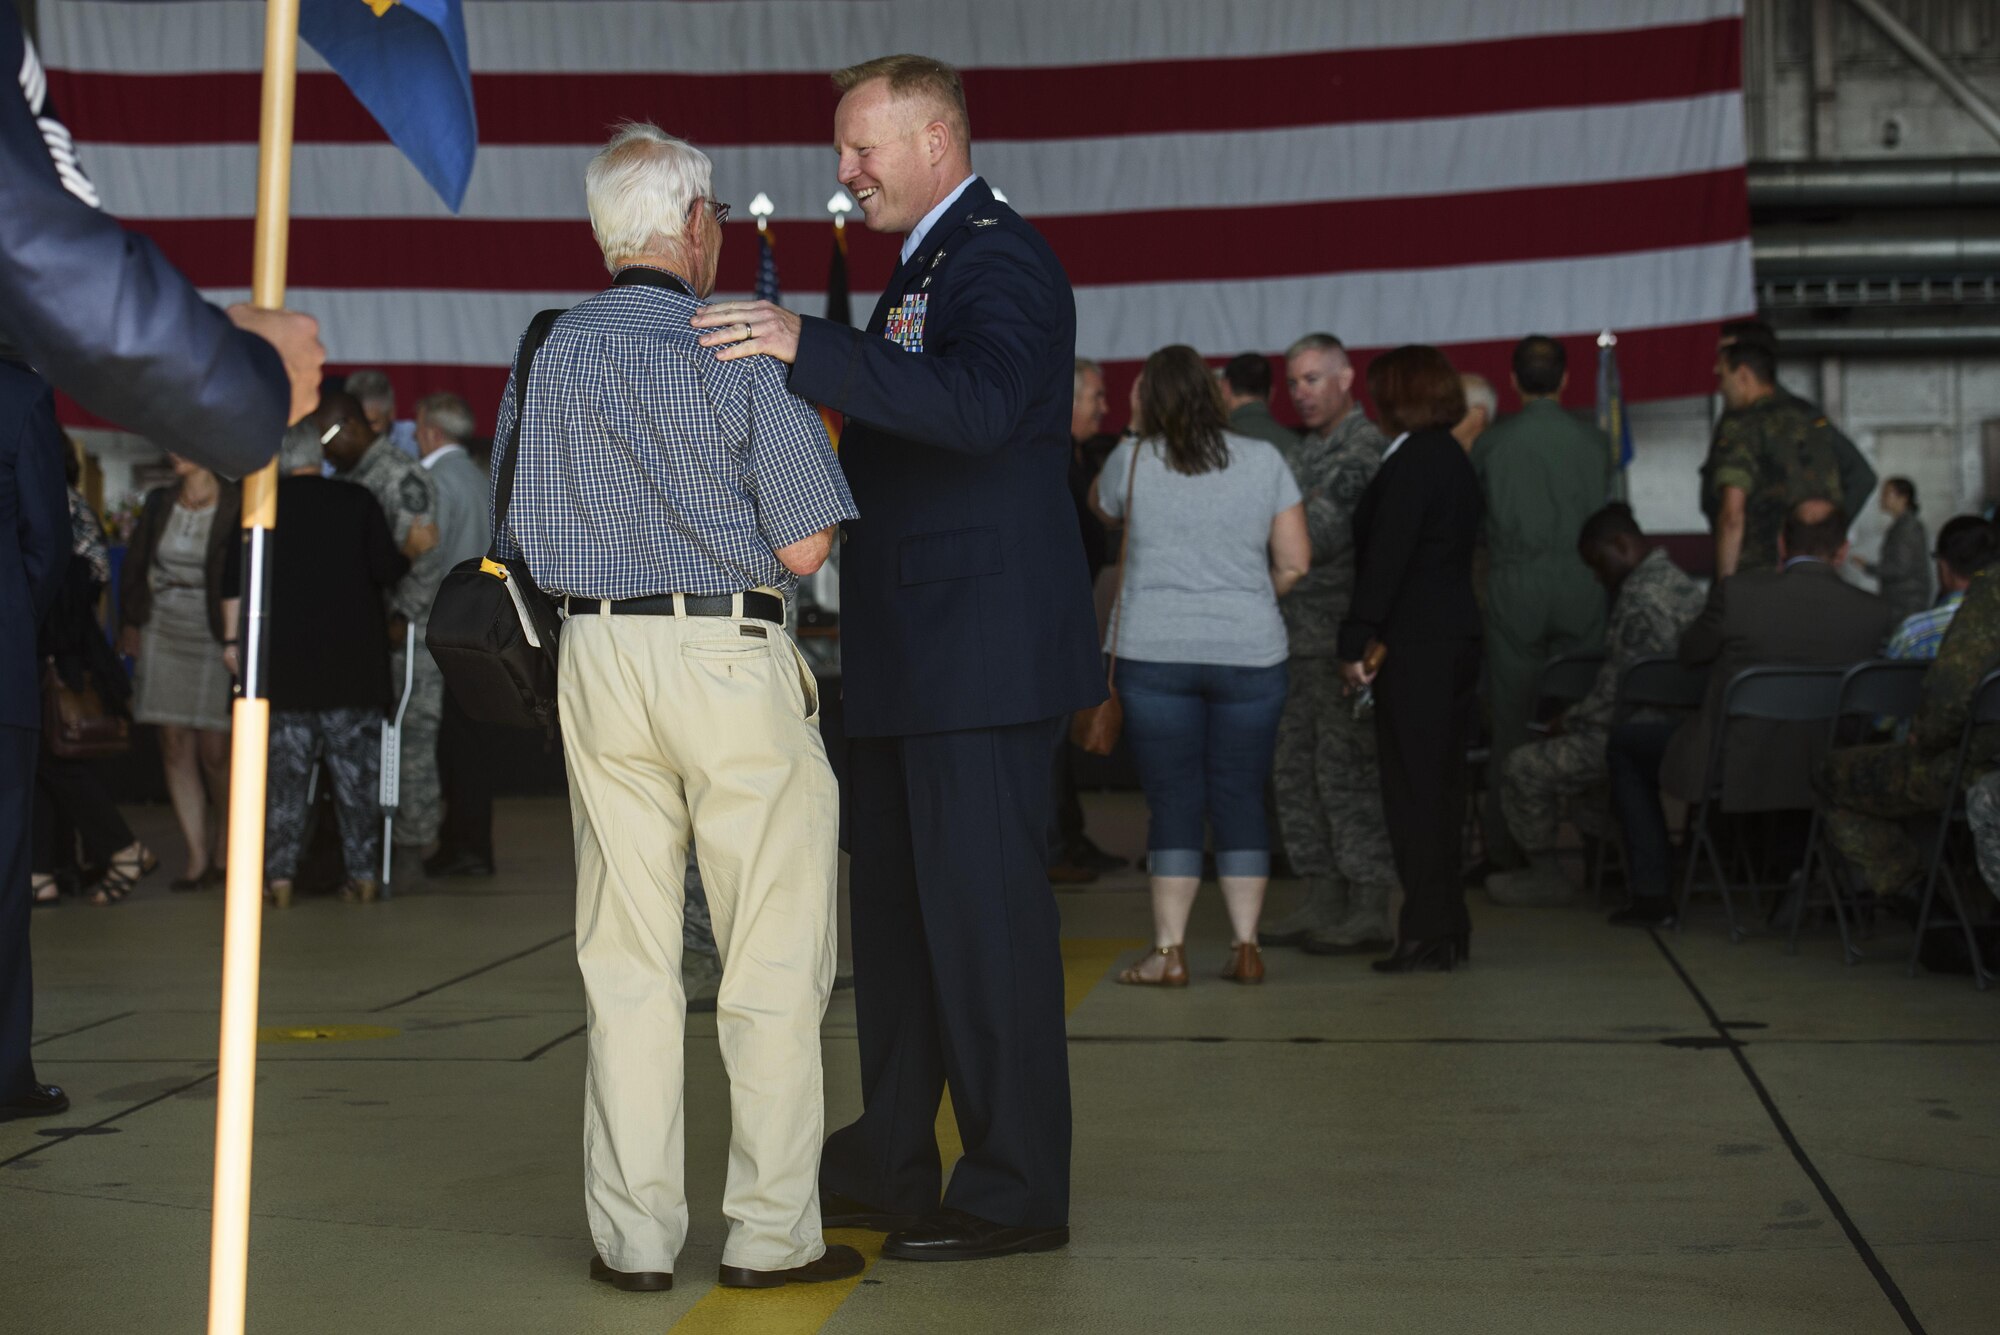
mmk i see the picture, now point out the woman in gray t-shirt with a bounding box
[1091,345,1309,988]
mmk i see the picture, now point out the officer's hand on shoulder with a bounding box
[692,301,801,365]
[226,304,327,424]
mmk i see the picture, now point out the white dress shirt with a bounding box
[899,174,979,266]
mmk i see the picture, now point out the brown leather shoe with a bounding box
[1116,944,1188,987]
[718,1243,865,1288]
[1221,941,1265,984]
[589,1256,672,1291]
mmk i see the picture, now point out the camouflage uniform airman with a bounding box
[346,436,448,852]
[1817,565,2000,899]
[1264,408,1399,949]
[1700,387,1875,536]
[1704,393,1848,574]
[1499,548,1706,853]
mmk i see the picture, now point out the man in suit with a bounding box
[694,53,1102,1262]
[1,358,71,1122]
[1470,336,1611,877]
[1606,500,1894,927]
[1,10,320,471]
[414,393,497,878]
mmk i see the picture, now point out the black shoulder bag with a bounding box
[425,308,568,732]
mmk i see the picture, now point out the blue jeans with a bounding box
[1608,720,1679,900]
[1117,659,1288,877]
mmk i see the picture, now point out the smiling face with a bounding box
[834,79,958,235]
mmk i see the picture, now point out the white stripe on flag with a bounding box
[40,0,1743,75]
[78,95,1746,222]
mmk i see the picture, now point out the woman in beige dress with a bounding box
[118,457,238,890]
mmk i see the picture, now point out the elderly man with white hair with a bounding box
[1454,373,1497,451]
[491,121,859,1293]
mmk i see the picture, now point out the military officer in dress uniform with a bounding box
[2,6,320,1127]
[694,54,1102,1264]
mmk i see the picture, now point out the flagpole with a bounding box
[208,0,298,1330]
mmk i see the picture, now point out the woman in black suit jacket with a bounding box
[1337,346,1484,972]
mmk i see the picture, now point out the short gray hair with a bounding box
[1460,373,1497,420]
[1285,333,1348,365]
[278,419,323,473]
[586,122,714,273]
[343,369,394,413]
[1073,357,1101,392]
[416,391,474,443]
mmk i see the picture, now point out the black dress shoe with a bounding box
[1301,935,1392,957]
[423,849,496,879]
[719,1243,865,1288]
[589,1257,672,1292]
[1607,898,1677,929]
[821,1188,922,1232]
[0,1083,69,1122]
[1370,938,1460,973]
[880,1208,1069,1262]
[1067,838,1130,873]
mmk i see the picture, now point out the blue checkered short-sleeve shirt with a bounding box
[489,276,856,599]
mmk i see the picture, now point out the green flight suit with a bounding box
[1470,398,1612,861]
[1227,399,1300,455]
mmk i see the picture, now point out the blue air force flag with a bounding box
[301,0,477,212]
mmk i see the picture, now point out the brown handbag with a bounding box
[41,658,131,760]
[1070,438,1143,756]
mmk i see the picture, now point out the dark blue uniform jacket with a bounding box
[0,11,287,477]
[0,360,69,731]
[788,178,1104,738]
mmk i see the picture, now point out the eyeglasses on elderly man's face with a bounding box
[695,198,731,225]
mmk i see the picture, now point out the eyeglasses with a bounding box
[706,198,732,225]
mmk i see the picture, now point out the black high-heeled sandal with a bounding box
[93,844,159,905]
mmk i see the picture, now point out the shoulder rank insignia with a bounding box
[398,474,429,513]
[970,216,999,228]
[929,250,947,269]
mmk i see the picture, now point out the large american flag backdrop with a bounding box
[39,0,1755,435]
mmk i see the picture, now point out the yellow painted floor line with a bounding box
[669,936,1142,1334]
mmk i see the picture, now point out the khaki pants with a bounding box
[558,605,838,1273]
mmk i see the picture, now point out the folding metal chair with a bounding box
[1588,656,1710,902]
[1789,659,1930,960]
[1907,666,2000,991]
[378,623,418,898]
[1677,666,1845,941]
[1528,650,1607,731]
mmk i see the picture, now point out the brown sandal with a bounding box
[1221,941,1265,985]
[1117,944,1189,988]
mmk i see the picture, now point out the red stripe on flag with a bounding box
[48,18,1740,146]
[130,169,1748,292]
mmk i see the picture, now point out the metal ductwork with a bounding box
[1747,159,2000,209]
[1752,214,2000,275]
[1765,324,2000,354]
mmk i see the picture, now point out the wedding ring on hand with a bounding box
[738,322,752,342]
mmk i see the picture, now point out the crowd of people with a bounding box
[1057,310,2000,975]
[8,25,1999,1299]
[31,378,499,910]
